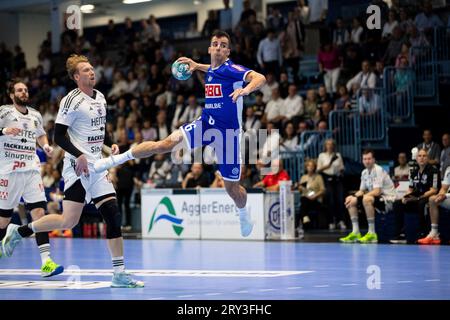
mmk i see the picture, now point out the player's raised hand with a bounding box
[75,154,89,177]
[3,127,22,136]
[111,144,120,155]
[176,57,198,73]
[229,88,249,103]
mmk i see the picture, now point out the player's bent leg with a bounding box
[29,205,64,278]
[94,130,184,173]
[95,196,144,288]
[224,180,253,237]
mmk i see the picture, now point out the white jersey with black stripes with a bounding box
[0,104,45,174]
[55,88,107,164]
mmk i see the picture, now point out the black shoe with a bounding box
[390,234,407,244]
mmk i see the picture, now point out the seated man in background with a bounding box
[417,166,449,245]
[340,149,397,244]
[253,159,290,192]
[182,163,212,189]
[394,152,410,182]
[391,149,440,244]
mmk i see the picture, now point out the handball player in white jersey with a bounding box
[2,55,143,288]
[0,80,63,277]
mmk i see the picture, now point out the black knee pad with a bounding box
[0,208,13,218]
[26,201,47,212]
[98,199,122,239]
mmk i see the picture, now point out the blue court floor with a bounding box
[0,238,449,300]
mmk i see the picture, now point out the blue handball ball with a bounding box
[171,61,192,80]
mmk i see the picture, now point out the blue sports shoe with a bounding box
[239,208,254,237]
[111,272,144,288]
[2,224,22,257]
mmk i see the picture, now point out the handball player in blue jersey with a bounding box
[94,30,266,237]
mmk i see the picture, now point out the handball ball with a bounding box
[171,61,192,80]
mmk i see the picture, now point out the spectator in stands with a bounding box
[266,7,285,33]
[383,26,405,66]
[250,91,266,120]
[219,0,233,32]
[257,29,283,78]
[142,119,157,142]
[358,88,381,117]
[296,0,310,25]
[317,85,332,105]
[334,85,351,110]
[182,163,211,189]
[332,17,350,48]
[148,15,161,43]
[308,0,328,25]
[210,170,225,188]
[155,110,170,140]
[253,159,290,191]
[262,88,284,126]
[260,72,279,103]
[282,10,304,83]
[108,71,128,100]
[440,133,450,176]
[407,24,430,47]
[317,138,346,230]
[418,166,450,244]
[394,152,410,182]
[392,148,440,243]
[240,0,256,25]
[417,129,441,167]
[147,154,173,188]
[382,10,399,40]
[260,122,281,163]
[299,159,326,226]
[122,17,136,45]
[170,95,186,132]
[303,89,319,122]
[414,0,443,34]
[318,42,341,95]
[374,60,385,87]
[240,165,257,189]
[42,102,58,125]
[340,149,397,243]
[202,10,219,37]
[179,95,202,124]
[281,84,304,125]
[395,42,411,67]
[346,60,376,91]
[399,7,414,33]
[350,17,364,44]
[341,45,363,82]
[278,72,290,99]
[116,160,139,231]
[103,19,117,48]
[280,122,299,151]
[313,101,332,126]
[297,120,309,137]
[244,106,262,133]
[300,120,328,153]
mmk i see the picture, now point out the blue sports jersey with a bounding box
[201,59,252,129]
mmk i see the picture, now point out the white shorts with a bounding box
[62,159,116,203]
[0,171,46,210]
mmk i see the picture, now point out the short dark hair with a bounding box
[211,30,231,45]
[8,79,25,95]
[362,149,375,157]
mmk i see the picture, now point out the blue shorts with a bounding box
[180,117,242,181]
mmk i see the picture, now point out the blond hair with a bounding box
[66,54,90,81]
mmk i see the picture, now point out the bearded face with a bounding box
[11,83,29,106]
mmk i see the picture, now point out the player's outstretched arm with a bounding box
[177,57,210,73]
[229,71,266,103]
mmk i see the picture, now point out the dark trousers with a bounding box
[323,174,344,224]
[117,188,133,226]
[393,197,428,235]
[263,61,281,79]
[297,196,321,228]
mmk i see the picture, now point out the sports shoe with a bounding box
[94,156,117,173]
[418,234,441,245]
[2,224,22,257]
[111,272,145,288]
[389,234,407,244]
[49,230,61,238]
[239,210,254,237]
[359,232,378,244]
[41,258,64,278]
[339,232,362,243]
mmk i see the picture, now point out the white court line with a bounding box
[259,288,277,292]
[0,269,313,278]
[148,297,165,300]
[397,281,413,283]
[341,283,358,286]
[205,293,222,296]
[178,295,194,298]
[0,281,110,290]
[232,290,249,294]
[425,279,440,282]
[287,287,302,290]
[314,285,330,288]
